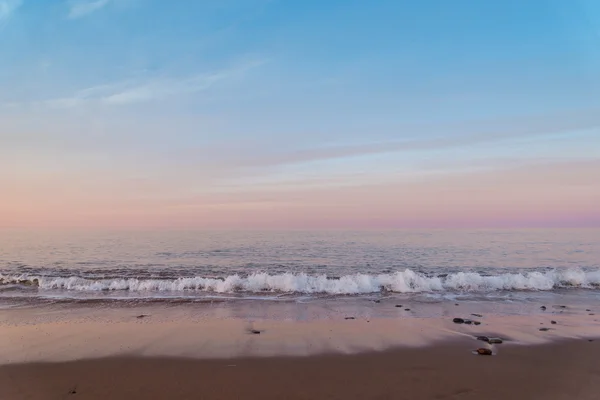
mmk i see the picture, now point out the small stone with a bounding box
[455,303,459,306]
[589,339,594,342]
[395,305,403,308]
[558,305,567,309]
[590,313,595,316]
[136,314,149,319]
[476,348,492,356]
[540,306,546,310]
[250,329,261,334]
[404,308,411,311]
[453,318,465,324]
[488,338,503,344]
[551,321,557,325]
[539,327,550,332]
[476,336,490,343]
[473,321,481,326]
[374,300,381,303]
[463,319,473,325]
[586,309,591,312]
[471,314,483,318]
[344,317,355,320]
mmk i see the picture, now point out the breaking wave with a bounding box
[2,269,600,294]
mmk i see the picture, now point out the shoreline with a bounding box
[1,300,599,364]
[2,299,600,399]
[2,340,600,400]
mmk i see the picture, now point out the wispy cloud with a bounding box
[67,0,109,19]
[0,0,22,26]
[33,59,267,108]
[177,108,600,169]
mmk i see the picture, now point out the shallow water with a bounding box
[1,229,599,304]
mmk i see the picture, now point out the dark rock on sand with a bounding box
[557,305,567,309]
[374,300,381,303]
[476,348,493,356]
[539,327,550,332]
[136,314,149,319]
[471,314,483,318]
[405,309,411,311]
[476,336,490,343]
[488,338,503,344]
[590,313,595,316]
[395,305,403,308]
[250,329,261,334]
[540,306,546,310]
[586,309,591,312]
[551,321,557,325]
[345,317,356,320]
[455,318,479,325]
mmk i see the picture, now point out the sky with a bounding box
[1,0,599,229]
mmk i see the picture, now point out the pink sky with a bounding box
[3,158,599,229]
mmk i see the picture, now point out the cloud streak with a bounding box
[0,0,22,26]
[30,59,267,108]
[67,0,109,19]
[178,108,600,169]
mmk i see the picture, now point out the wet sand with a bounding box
[1,301,600,399]
[2,340,600,400]
[2,301,600,362]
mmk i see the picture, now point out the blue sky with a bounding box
[1,0,599,228]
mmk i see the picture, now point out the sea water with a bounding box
[1,229,599,306]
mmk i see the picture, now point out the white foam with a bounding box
[2,268,600,294]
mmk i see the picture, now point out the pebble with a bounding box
[395,305,403,308]
[476,348,493,356]
[471,314,483,318]
[540,306,547,310]
[551,321,557,325]
[453,318,465,324]
[250,329,261,334]
[476,336,502,344]
[539,327,550,332]
[344,317,355,320]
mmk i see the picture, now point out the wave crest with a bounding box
[1,269,599,294]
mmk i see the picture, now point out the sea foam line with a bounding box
[2,268,600,294]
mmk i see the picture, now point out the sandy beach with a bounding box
[2,340,600,400]
[1,300,600,399]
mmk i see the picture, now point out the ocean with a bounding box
[1,229,599,306]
